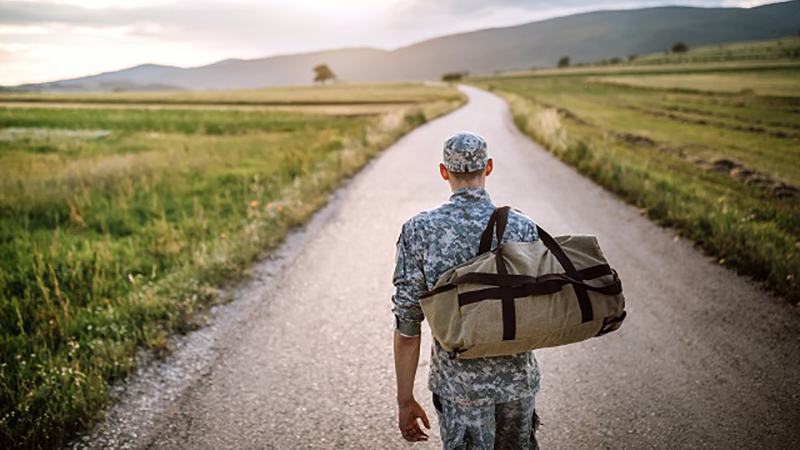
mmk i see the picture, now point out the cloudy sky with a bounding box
[0,0,779,85]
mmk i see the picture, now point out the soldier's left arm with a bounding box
[515,210,540,243]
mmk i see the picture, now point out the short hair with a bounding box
[448,169,484,183]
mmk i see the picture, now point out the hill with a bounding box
[10,1,800,91]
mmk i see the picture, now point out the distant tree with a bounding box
[557,56,570,68]
[627,54,638,62]
[609,57,622,65]
[313,64,336,85]
[442,72,463,82]
[672,41,689,53]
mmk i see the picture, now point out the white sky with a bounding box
[0,0,781,85]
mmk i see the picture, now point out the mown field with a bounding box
[476,64,800,304]
[0,83,465,449]
[0,82,455,105]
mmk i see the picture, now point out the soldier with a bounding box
[392,131,541,449]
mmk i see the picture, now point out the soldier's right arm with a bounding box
[391,220,431,442]
[391,220,427,337]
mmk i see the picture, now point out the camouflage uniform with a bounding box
[392,132,541,450]
[434,393,539,450]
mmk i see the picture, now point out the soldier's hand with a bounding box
[398,398,430,442]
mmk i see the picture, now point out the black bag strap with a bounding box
[451,264,615,288]
[477,206,515,339]
[479,206,595,323]
[477,208,498,255]
[458,273,623,307]
[536,226,594,323]
[493,207,515,341]
[420,264,618,300]
[478,206,511,255]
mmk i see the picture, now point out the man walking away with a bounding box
[392,132,541,449]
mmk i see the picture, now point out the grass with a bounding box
[0,84,465,449]
[0,107,352,135]
[630,36,800,66]
[0,102,414,117]
[595,69,800,97]
[480,36,800,79]
[0,82,463,106]
[475,65,800,304]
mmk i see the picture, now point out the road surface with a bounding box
[79,86,800,449]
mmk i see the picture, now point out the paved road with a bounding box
[89,86,800,449]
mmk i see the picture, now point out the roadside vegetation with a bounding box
[0,83,465,449]
[0,82,458,106]
[475,60,800,305]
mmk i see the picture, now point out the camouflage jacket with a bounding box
[392,187,541,406]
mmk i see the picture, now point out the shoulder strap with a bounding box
[480,211,596,324]
[477,206,510,255]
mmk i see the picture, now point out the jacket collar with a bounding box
[449,187,492,204]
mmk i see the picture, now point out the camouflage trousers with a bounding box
[433,394,540,450]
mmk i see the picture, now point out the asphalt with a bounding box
[76,85,800,450]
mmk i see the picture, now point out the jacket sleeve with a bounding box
[523,219,539,243]
[511,209,539,243]
[391,221,427,338]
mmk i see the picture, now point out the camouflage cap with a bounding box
[443,132,489,173]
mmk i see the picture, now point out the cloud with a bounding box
[0,1,376,55]
[0,1,146,27]
[0,0,787,84]
[0,1,392,84]
[396,0,755,17]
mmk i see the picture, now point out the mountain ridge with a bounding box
[10,1,800,91]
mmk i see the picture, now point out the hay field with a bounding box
[0,83,464,449]
[0,82,460,107]
[596,70,800,97]
[0,101,406,116]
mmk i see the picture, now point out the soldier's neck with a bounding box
[448,181,486,192]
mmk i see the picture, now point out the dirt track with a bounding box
[76,86,800,449]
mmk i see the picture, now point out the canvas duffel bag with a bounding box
[419,206,626,359]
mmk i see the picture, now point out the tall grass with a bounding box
[498,90,799,303]
[0,107,350,134]
[0,95,464,449]
[0,82,464,106]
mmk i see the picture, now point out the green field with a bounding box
[0,82,459,105]
[477,64,800,304]
[480,37,800,80]
[630,36,800,66]
[595,71,800,97]
[0,84,464,449]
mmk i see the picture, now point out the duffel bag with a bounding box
[419,206,626,359]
